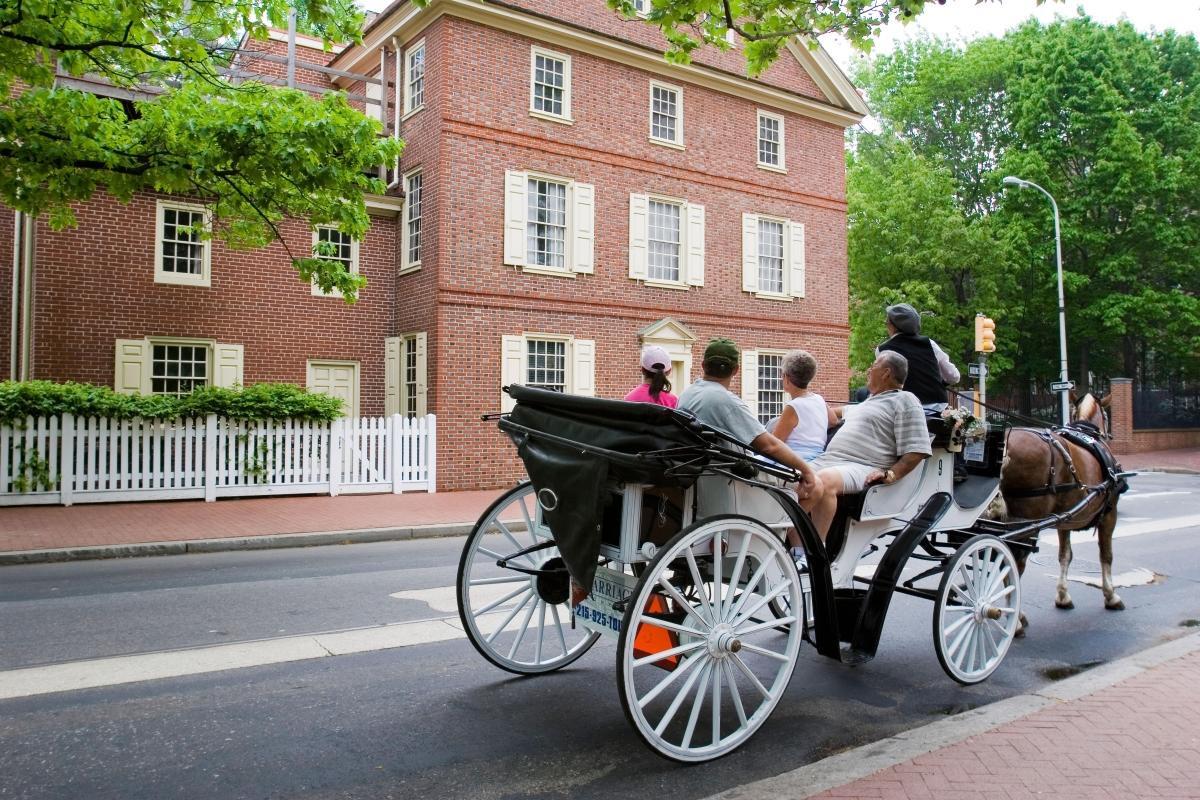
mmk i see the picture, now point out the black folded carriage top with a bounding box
[498,385,724,593]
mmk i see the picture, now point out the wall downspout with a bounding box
[9,210,21,380]
[19,213,34,381]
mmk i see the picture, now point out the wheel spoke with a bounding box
[942,610,975,638]
[469,575,529,586]
[732,577,790,628]
[474,583,530,616]
[638,650,704,708]
[729,653,772,701]
[507,595,539,659]
[987,583,1017,604]
[955,566,978,604]
[723,532,751,618]
[549,602,569,657]
[632,639,706,669]
[486,589,533,645]
[711,530,724,622]
[654,654,712,736]
[711,660,723,746]
[684,548,714,626]
[475,545,510,562]
[721,659,748,726]
[657,575,713,631]
[739,642,791,662]
[495,519,535,566]
[946,614,974,659]
[736,615,795,637]
[681,662,714,750]
[637,615,708,638]
[727,556,774,622]
[535,601,546,664]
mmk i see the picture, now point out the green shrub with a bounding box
[0,381,343,422]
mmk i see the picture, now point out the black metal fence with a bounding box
[1134,386,1200,429]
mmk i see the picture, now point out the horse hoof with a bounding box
[1106,597,1126,611]
[1014,624,1026,639]
[1056,599,1075,610]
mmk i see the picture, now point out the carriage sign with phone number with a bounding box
[575,566,639,637]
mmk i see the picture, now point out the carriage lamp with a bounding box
[1002,175,1071,427]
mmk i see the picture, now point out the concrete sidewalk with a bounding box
[0,447,1195,565]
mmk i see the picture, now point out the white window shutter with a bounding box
[572,339,596,397]
[628,193,649,280]
[685,202,705,286]
[384,336,401,416]
[788,221,806,298]
[214,343,244,388]
[501,335,525,412]
[503,170,527,266]
[741,213,759,293]
[414,332,428,416]
[741,349,759,419]
[571,182,595,274]
[114,339,148,395]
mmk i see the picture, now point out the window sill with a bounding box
[154,272,210,288]
[398,262,422,276]
[529,110,574,125]
[749,290,795,302]
[402,105,424,122]
[641,279,690,291]
[757,162,788,174]
[649,137,685,151]
[520,264,577,278]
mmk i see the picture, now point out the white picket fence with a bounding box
[0,413,436,506]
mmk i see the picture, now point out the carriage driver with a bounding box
[801,351,933,539]
[677,338,822,513]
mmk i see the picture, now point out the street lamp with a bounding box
[1002,175,1071,427]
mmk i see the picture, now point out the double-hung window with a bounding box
[114,338,243,395]
[504,170,594,276]
[405,39,425,116]
[155,200,211,287]
[741,213,805,299]
[385,332,427,417]
[151,342,209,396]
[530,47,571,122]
[757,110,785,170]
[629,194,704,288]
[402,169,423,271]
[312,226,359,297]
[500,333,595,411]
[740,350,787,424]
[649,81,683,147]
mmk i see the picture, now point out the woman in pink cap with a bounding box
[624,345,678,408]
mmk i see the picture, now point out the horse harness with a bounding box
[1003,422,1130,525]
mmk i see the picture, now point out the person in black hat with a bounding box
[877,303,960,411]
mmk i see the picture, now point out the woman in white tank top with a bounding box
[771,350,838,462]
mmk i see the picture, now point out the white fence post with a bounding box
[329,419,342,497]
[390,414,402,494]
[426,414,437,493]
[204,414,218,502]
[60,413,75,506]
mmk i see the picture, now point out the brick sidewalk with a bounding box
[811,650,1200,800]
[0,488,505,553]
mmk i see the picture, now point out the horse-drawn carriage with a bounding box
[456,385,1124,762]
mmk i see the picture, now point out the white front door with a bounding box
[307,360,360,418]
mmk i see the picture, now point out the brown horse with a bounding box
[998,394,1128,617]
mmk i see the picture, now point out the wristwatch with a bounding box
[884,469,896,484]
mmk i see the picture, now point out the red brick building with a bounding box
[1,0,866,490]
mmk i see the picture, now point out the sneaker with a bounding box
[789,547,809,573]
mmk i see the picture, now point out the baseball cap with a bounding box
[703,337,740,367]
[640,345,672,374]
[886,303,921,335]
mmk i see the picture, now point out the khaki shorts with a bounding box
[814,461,877,494]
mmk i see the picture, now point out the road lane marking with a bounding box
[1038,514,1200,544]
[1122,491,1192,500]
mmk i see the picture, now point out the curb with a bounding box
[1125,465,1200,475]
[704,630,1200,800]
[0,522,474,566]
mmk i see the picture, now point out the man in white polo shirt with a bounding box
[803,350,932,538]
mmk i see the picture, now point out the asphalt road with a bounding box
[1,472,1198,800]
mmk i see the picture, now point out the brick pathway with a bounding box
[812,651,1200,800]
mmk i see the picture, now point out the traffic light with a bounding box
[974,314,996,353]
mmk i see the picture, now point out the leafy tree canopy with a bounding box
[0,0,402,301]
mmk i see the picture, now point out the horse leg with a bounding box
[1055,529,1075,609]
[1013,550,1029,637]
[1097,510,1125,610]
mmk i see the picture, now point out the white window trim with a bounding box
[742,348,789,424]
[529,45,573,124]
[649,80,685,148]
[504,169,594,277]
[631,0,650,18]
[400,168,423,274]
[501,332,595,410]
[149,337,214,397]
[154,200,212,288]
[311,226,361,298]
[742,212,804,301]
[630,193,704,289]
[403,38,425,119]
[756,109,787,173]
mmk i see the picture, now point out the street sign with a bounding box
[968,363,988,378]
[1049,380,1076,392]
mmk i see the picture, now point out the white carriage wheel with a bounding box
[933,534,1022,685]
[457,482,599,675]
[616,515,803,762]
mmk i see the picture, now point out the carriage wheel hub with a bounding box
[707,624,742,657]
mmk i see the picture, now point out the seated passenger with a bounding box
[877,303,960,412]
[801,351,932,539]
[624,345,678,408]
[678,337,820,509]
[771,349,838,462]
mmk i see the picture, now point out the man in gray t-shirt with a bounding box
[807,351,932,538]
[678,337,820,508]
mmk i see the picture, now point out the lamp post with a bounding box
[1002,175,1070,427]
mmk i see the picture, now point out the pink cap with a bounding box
[640,345,672,374]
